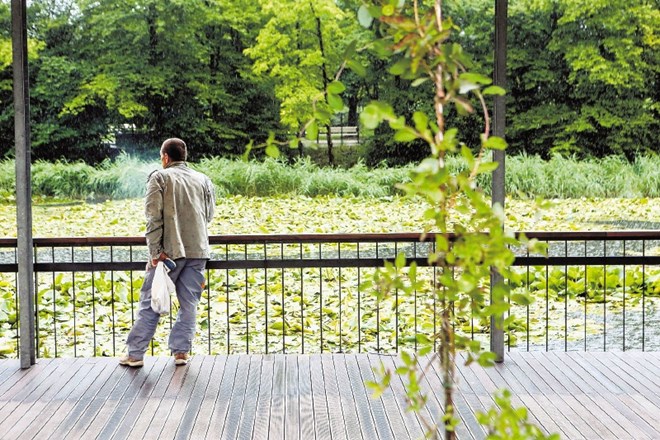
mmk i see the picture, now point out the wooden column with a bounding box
[490,0,507,363]
[12,0,35,368]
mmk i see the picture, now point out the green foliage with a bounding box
[477,389,560,440]
[349,1,549,438]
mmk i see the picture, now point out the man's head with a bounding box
[160,138,187,168]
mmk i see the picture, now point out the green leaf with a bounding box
[394,127,418,142]
[477,161,499,174]
[265,145,280,159]
[412,111,428,132]
[357,5,374,28]
[483,85,506,96]
[382,5,395,16]
[411,77,429,87]
[327,81,346,94]
[395,252,406,269]
[327,93,344,111]
[306,120,319,140]
[389,58,410,76]
[484,136,507,150]
[459,72,492,85]
[346,59,366,77]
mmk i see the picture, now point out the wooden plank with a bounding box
[297,356,315,440]
[156,355,205,439]
[44,358,123,439]
[284,354,300,440]
[79,357,163,440]
[342,355,379,439]
[0,358,53,409]
[188,356,229,439]
[364,354,409,439]
[333,355,365,440]
[14,358,107,439]
[0,357,79,432]
[524,351,615,439]
[384,354,425,439]
[0,359,20,386]
[1,357,88,437]
[540,351,632,439]
[222,355,261,439]
[138,358,195,440]
[321,354,348,440]
[309,354,332,440]
[613,352,660,401]
[413,354,470,440]
[109,356,171,440]
[250,355,274,440]
[174,355,216,440]
[233,355,263,440]
[507,351,594,440]
[124,359,179,440]
[199,355,240,438]
[565,352,653,439]
[580,352,660,436]
[209,354,248,438]
[354,354,396,440]
[431,354,487,439]
[490,353,579,439]
[268,354,286,440]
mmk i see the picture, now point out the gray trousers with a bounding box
[126,258,206,360]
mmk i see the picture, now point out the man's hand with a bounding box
[149,252,169,269]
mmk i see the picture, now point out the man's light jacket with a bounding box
[144,161,215,260]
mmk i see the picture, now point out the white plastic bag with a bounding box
[151,261,176,315]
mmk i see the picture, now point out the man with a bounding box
[119,138,215,367]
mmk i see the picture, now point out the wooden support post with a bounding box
[12,0,35,368]
[490,0,507,363]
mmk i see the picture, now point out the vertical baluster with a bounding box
[545,241,549,351]
[264,242,268,354]
[281,242,285,354]
[376,242,380,353]
[642,239,646,351]
[300,242,304,354]
[413,241,418,352]
[338,242,342,353]
[526,245,530,351]
[111,246,116,356]
[622,240,627,351]
[584,240,588,351]
[564,240,568,352]
[394,241,399,353]
[51,246,57,357]
[357,242,361,354]
[319,242,323,353]
[72,246,77,357]
[91,245,97,356]
[603,240,607,352]
[226,245,230,354]
[205,266,210,355]
[245,244,249,354]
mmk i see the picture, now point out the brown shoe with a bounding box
[174,352,189,366]
[119,354,144,367]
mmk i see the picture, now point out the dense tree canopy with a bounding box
[0,0,657,163]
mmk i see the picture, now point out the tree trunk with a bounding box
[310,2,334,165]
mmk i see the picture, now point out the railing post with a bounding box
[490,0,507,363]
[12,0,36,368]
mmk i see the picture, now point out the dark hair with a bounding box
[161,138,187,162]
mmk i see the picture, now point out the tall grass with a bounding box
[0,153,657,200]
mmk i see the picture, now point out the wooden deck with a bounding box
[0,352,659,439]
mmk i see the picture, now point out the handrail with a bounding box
[0,230,659,248]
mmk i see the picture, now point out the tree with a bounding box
[322,1,553,438]
[246,0,360,165]
[507,0,659,158]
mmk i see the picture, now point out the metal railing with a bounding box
[0,231,658,359]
